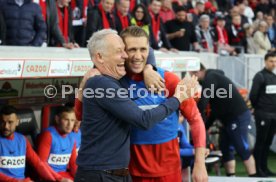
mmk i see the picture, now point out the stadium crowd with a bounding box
[0,0,275,54]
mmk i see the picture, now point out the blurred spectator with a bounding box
[266,15,276,48]
[250,51,276,177]
[148,0,176,52]
[203,1,216,23]
[71,0,87,47]
[253,11,264,30]
[129,0,151,12]
[0,10,5,45]
[239,1,254,24]
[214,15,236,55]
[244,23,258,54]
[189,1,205,26]
[255,0,271,15]
[159,0,175,23]
[253,21,272,55]
[86,0,115,40]
[225,6,249,27]
[0,0,46,46]
[40,0,79,49]
[130,4,151,35]
[216,0,232,13]
[227,14,247,53]
[195,14,217,52]
[165,6,199,51]
[171,0,193,12]
[249,0,258,11]
[114,0,131,33]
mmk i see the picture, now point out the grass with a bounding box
[208,152,276,177]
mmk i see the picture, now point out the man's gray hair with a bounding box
[87,29,118,59]
[200,14,210,22]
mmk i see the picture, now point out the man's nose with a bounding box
[122,51,128,59]
[134,51,142,60]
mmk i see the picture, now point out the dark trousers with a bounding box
[74,168,132,182]
[254,115,276,173]
[220,110,252,163]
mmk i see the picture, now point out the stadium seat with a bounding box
[41,104,62,132]
[16,108,39,146]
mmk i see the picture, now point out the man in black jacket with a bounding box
[114,0,131,34]
[250,51,276,177]
[86,0,115,41]
[0,0,46,46]
[44,0,78,49]
[191,64,257,177]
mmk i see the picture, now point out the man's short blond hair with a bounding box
[120,26,149,42]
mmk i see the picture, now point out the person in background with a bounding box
[226,14,247,54]
[86,0,115,40]
[214,15,236,55]
[243,23,258,54]
[0,0,46,46]
[266,15,276,48]
[253,21,272,55]
[159,0,175,23]
[195,14,217,52]
[130,4,151,35]
[250,51,276,177]
[252,11,264,30]
[239,0,254,24]
[165,6,200,51]
[225,6,248,27]
[40,0,79,49]
[148,0,178,52]
[114,0,131,34]
[37,106,78,182]
[0,105,57,181]
[191,64,257,177]
[255,0,271,15]
[189,1,205,26]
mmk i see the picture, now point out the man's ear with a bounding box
[15,116,20,127]
[95,52,104,64]
[55,115,60,125]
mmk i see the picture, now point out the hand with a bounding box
[174,74,199,103]
[192,161,208,182]
[73,42,80,48]
[205,148,210,157]
[78,68,101,101]
[63,43,74,49]
[159,47,169,53]
[170,48,179,53]
[174,30,184,38]
[60,178,73,182]
[143,65,165,93]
